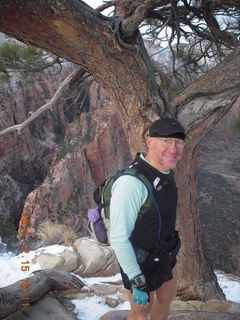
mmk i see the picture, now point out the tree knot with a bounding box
[109,15,140,53]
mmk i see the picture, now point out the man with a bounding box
[110,118,186,320]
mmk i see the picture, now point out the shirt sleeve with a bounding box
[109,175,148,279]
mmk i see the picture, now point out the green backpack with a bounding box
[87,168,160,246]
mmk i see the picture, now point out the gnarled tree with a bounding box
[0,0,239,301]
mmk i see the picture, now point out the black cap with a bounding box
[148,118,185,139]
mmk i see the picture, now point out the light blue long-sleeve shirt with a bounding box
[109,154,169,279]
[109,174,148,279]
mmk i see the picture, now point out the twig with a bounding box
[0,66,82,137]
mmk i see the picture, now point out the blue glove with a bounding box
[130,273,149,305]
[132,287,149,305]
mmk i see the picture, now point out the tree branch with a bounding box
[172,48,240,130]
[202,0,239,48]
[121,0,177,40]
[0,269,84,319]
[0,66,83,137]
[95,1,114,13]
[207,0,240,7]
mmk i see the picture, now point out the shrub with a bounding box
[36,219,77,247]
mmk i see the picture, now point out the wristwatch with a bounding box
[130,273,146,288]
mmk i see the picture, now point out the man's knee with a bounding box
[127,290,154,320]
[155,268,177,305]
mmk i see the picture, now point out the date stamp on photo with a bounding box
[18,211,31,307]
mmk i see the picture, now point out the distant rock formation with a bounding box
[0,65,131,239]
[17,86,131,239]
[0,63,77,226]
[198,98,240,276]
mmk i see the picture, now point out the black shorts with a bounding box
[120,232,180,292]
[120,253,177,292]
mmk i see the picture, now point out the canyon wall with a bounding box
[198,99,240,276]
[0,65,131,240]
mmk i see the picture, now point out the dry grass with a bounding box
[36,219,77,247]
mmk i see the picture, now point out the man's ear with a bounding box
[146,136,152,148]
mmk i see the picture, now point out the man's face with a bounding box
[146,136,185,171]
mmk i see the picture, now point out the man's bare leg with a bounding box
[149,266,177,320]
[126,290,154,320]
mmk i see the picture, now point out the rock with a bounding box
[73,237,120,276]
[28,238,121,281]
[170,300,205,311]
[168,310,240,320]
[105,297,119,308]
[4,293,78,320]
[99,310,129,320]
[32,247,78,272]
[198,99,240,276]
[170,299,240,314]
[17,107,131,241]
[99,309,239,320]
[89,283,118,296]
[0,65,75,227]
[203,299,240,313]
[0,56,131,240]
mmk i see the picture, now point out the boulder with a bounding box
[203,299,240,314]
[73,237,120,276]
[89,283,118,296]
[171,299,240,314]
[4,293,77,320]
[31,247,78,272]
[99,310,129,320]
[99,310,240,320]
[168,310,240,320]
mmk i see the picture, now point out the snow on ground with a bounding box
[0,245,73,288]
[215,270,240,303]
[72,296,130,320]
[0,245,239,320]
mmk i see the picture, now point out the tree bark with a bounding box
[0,0,164,154]
[0,269,84,320]
[0,0,240,301]
[172,49,240,300]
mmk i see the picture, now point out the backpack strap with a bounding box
[122,168,162,241]
[111,168,162,241]
[99,167,162,241]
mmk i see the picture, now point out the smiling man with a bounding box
[110,118,186,320]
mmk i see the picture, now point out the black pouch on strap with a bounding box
[152,231,181,257]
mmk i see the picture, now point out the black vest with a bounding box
[129,153,178,251]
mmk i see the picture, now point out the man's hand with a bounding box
[132,287,149,305]
[130,273,149,305]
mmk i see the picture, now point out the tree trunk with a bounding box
[0,269,84,320]
[172,49,240,300]
[0,0,240,301]
[176,133,224,300]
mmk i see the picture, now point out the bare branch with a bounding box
[0,66,83,137]
[121,0,177,40]
[202,0,239,48]
[207,0,240,7]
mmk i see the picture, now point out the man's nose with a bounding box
[168,141,179,153]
